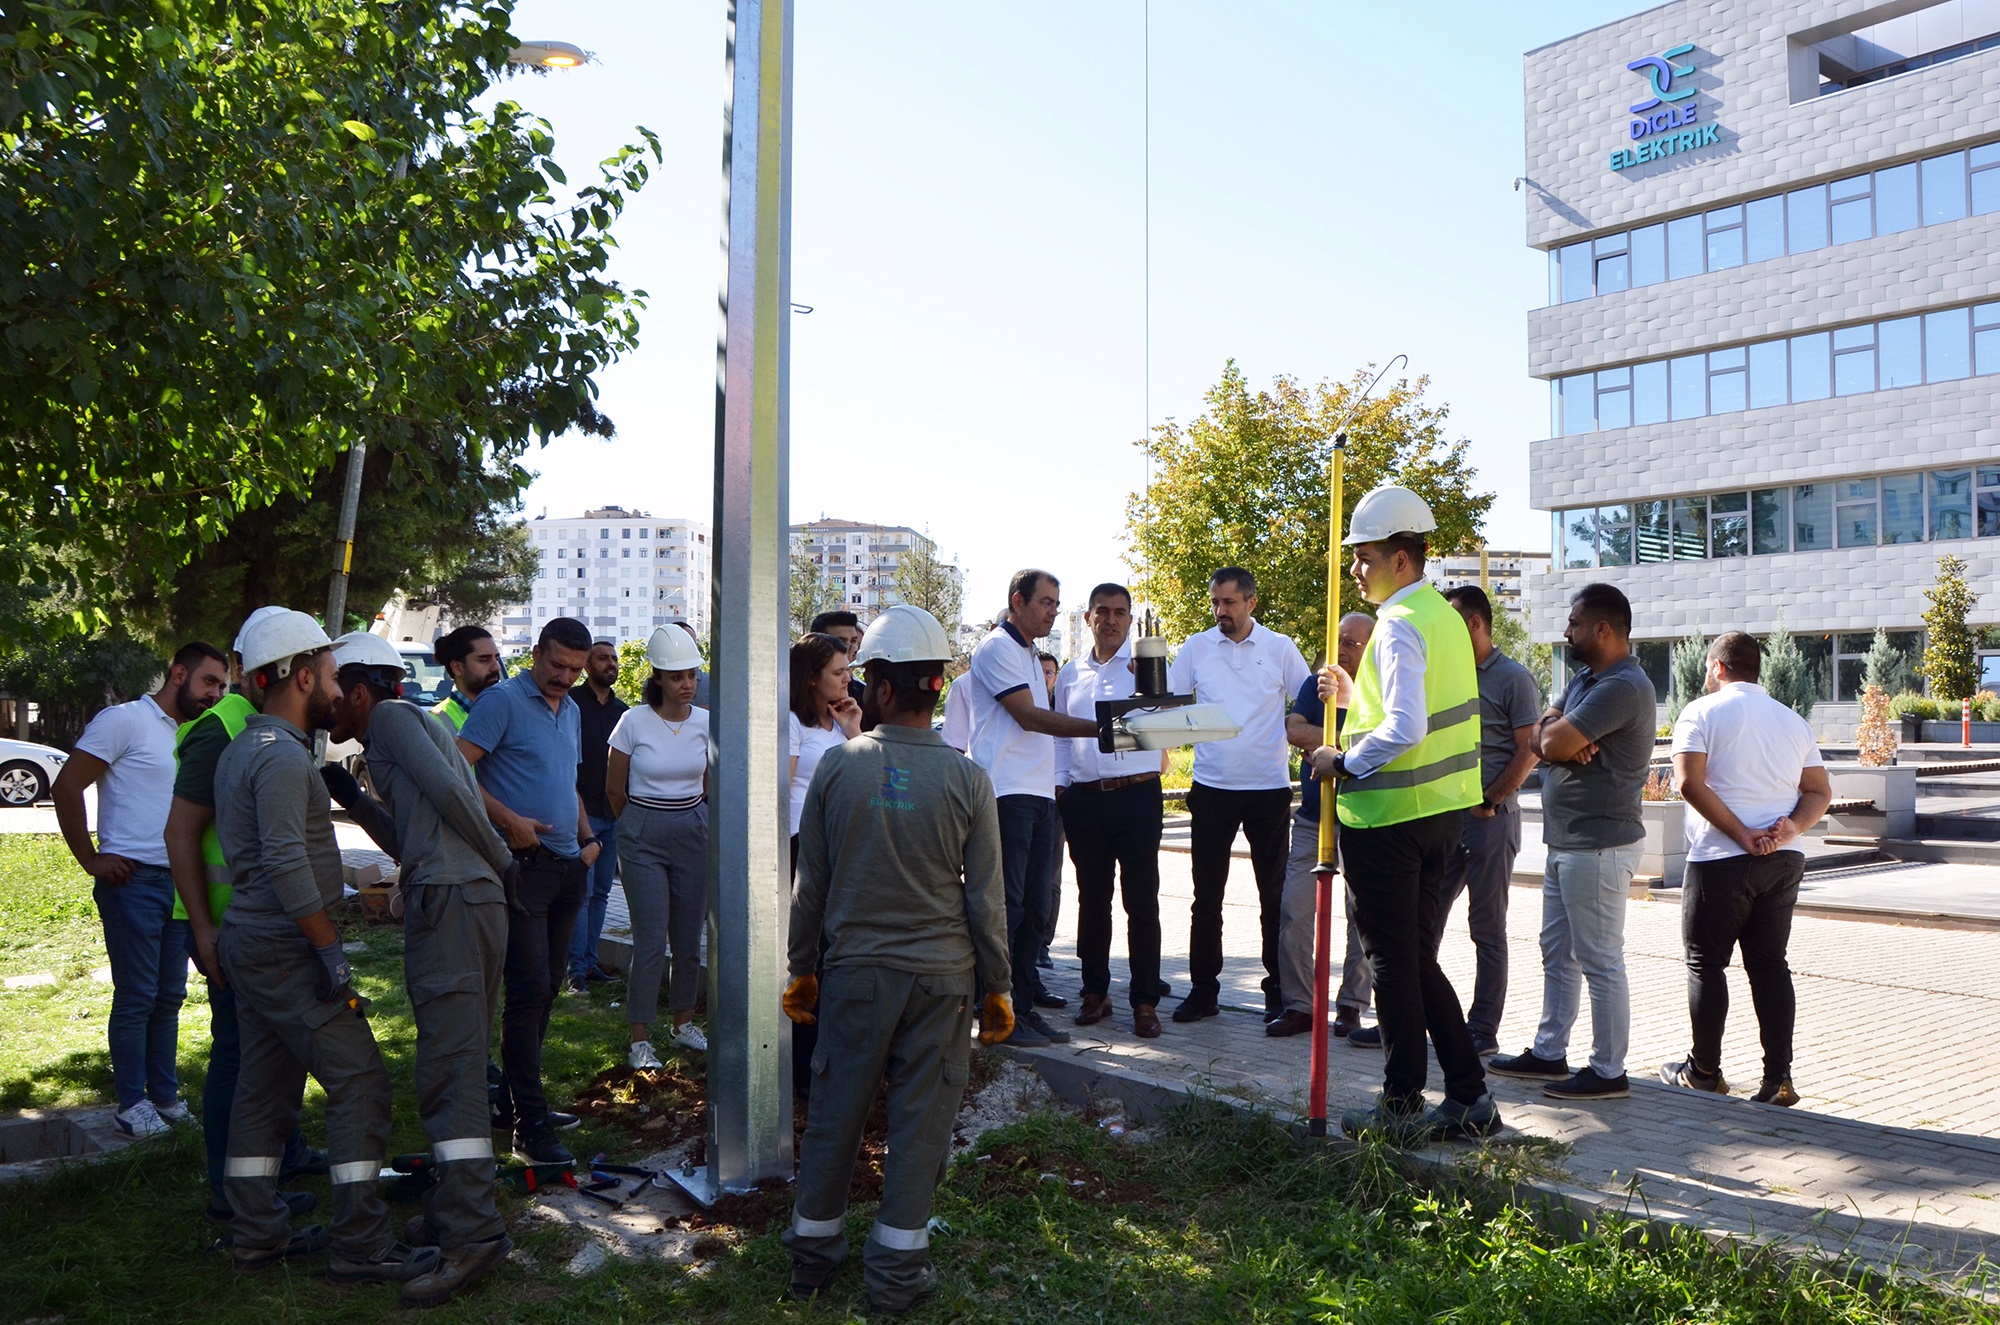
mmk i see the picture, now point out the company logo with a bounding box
[871,764,915,811]
[1627,43,1696,112]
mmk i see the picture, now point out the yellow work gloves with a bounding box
[978,991,1015,1044]
[781,973,819,1025]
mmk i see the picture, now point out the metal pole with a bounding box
[324,441,367,634]
[675,0,793,1202]
[1309,439,1345,1138]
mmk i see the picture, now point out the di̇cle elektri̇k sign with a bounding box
[1609,42,1722,173]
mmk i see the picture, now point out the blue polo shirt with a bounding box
[459,670,583,856]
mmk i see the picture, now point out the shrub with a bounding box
[1665,632,1706,724]
[1922,554,1978,701]
[1761,614,1816,720]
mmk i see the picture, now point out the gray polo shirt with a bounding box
[1540,657,1658,851]
[361,699,514,889]
[214,714,345,937]
[1475,652,1544,810]
[458,670,583,856]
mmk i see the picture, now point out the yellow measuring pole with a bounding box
[1317,441,1345,869]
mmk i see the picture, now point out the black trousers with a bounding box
[496,851,585,1137]
[1185,782,1293,1005]
[1342,810,1485,1109]
[1682,851,1803,1082]
[1058,779,1163,1008]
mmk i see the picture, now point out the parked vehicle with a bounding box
[0,737,67,807]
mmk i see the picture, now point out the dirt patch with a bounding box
[960,1139,1158,1206]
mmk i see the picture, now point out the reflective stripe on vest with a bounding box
[170,693,256,922]
[1336,584,1482,829]
[433,696,469,732]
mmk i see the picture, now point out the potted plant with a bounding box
[1638,767,1686,890]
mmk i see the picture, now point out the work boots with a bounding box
[399,1234,514,1309]
[325,1240,441,1285]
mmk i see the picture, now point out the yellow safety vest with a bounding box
[432,694,469,732]
[1336,584,1482,829]
[169,693,257,922]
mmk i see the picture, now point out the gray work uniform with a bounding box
[358,699,513,1249]
[782,724,1010,1312]
[215,713,394,1261]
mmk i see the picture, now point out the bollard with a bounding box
[1965,695,1973,747]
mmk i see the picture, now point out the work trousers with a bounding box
[189,932,311,1205]
[1682,850,1803,1082]
[405,881,508,1248]
[219,923,392,1260]
[95,864,188,1110]
[619,801,708,1025]
[784,965,974,1313]
[1185,782,1292,1007]
[1342,810,1485,1110]
[1431,804,1522,1046]
[1533,844,1640,1079]
[565,813,620,980]
[1278,816,1373,1015]
[995,795,1057,1012]
[1057,779,1163,1008]
[496,851,585,1137]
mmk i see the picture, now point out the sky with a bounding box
[498,0,1657,619]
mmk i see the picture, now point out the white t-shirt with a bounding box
[1671,682,1824,863]
[967,624,1053,800]
[939,680,972,752]
[73,693,179,866]
[1166,621,1313,791]
[609,705,710,802]
[789,712,848,836]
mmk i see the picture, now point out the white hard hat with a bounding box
[1343,485,1438,545]
[853,604,952,666]
[645,625,702,671]
[331,631,407,673]
[237,608,332,678]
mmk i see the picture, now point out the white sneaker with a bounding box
[115,1100,170,1139]
[153,1097,193,1123]
[628,1040,663,1071]
[670,1023,709,1053]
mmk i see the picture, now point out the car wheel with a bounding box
[0,761,48,807]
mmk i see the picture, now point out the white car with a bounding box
[0,737,67,807]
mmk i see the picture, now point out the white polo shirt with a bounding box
[939,678,972,753]
[72,693,179,867]
[1671,681,1824,863]
[1053,640,1159,787]
[967,623,1053,800]
[1167,621,1312,792]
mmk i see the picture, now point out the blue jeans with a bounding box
[566,815,619,979]
[95,864,189,1109]
[1532,843,1641,1079]
[192,933,313,1203]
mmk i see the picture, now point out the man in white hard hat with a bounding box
[782,604,1012,1315]
[1309,486,1498,1145]
[214,610,436,1282]
[324,632,516,1308]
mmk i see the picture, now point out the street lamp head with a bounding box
[508,40,588,69]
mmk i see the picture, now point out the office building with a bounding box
[502,507,712,649]
[790,518,959,622]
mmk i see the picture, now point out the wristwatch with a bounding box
[580,835,601,850]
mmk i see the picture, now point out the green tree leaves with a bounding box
[1923,553,1978,701]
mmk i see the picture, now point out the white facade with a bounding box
[790,518,959,623]
[499,506,712,649]
[1430,549,1551,620]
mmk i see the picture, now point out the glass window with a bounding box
[1707,346,1747,414]
[1830,174,1873,244]
[1793,483,1832,551]
[1595,250,1629,295]
[1634,500,1672,563]
[1597,504,1633,566]
[1926,307,1972,381]
[1671,497,1707,560]
[1977,303,2000,375]
[1596,366,1631,430]
[1837,478,1878,549]
[1791,332,1832,402]
[1833,324,1876,396]
[1704,205,1744,270]
[1670,354,1706,419]
[1787,183,1828,252]
[1549,381,1561,437]
[1748,340,1788,408]
[1562,510,1598,569]
[1630,224,1666,286]
[1923,151,1969,225]
[1633,361,1668,425]
[1881,472,1925,544]
[1559,242,1592,302]
[1746,195,1785,262]
[1877,316,1922,388]
[1981,478,2000,538]
[1974,148,2000,216]
[1751,488,1789,554]
[1874,162,1920,235]
[1561,374,1594,435]
[1710,492,1749,558]
[1932,468,1975,540]
[1666,214,1704,279]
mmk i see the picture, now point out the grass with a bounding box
[3,833,1996,1323]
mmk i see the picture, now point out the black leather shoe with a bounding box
[1033,990,1068,1009]
[1265,1010,1313,1038]
[1171,994,1218,1024]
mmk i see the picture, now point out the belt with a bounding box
[630,792,705,812]
[1066,773,1161,794]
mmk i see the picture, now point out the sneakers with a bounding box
[1487,1048,1569,1080]
[404,1215,438,1248]
[399,1234,512,1309]
[586,963,619,983]
[563,975,589,996]
[1470,1036,1500,1059]
[998,1019,1051,1048]
[1427,1093,1503,1140]
[628,1040,664,1071]
[670,1022,709,1053]
[115,1100,171,1139]
[514,1129,574,1167]
[231,1224,331,1273]
[549,1111,581,1131]
[1170,994,1218,1024]
[326,1240,442,1285]
[153,1097,193,1124]
[1659,1057,1728,1095]
[1543,1067,1630,1100]
[1752,1077,1800,1107]
[868,1261,940,1316]
[1346,1025,1382,1049]
[1025,1012,1071,1045]
[1339,1099,1436,1147]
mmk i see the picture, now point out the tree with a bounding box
[891,534,964,633]
[1923,554,1978,701]
[1,0,659,632]
[1125,362,1493,651]
[1489,605,1551,702]
[789,545,843,635]
[1862,625,1917,697]
[1761,613,1816,719]
[1666,631,1707,724]
[0,632,162,748]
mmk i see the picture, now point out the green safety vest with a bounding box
[1336,583,1482,830]
[432,695,469,732]
[170,692,257,922]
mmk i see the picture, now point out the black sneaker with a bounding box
[1751,1077,1800,1107]
[514,1129,574,1166]
[1487,1048,1569,1080]
[1543,1067,1630,1100]
[1339,1099,1435,1147]
[1170,994,1218,1024]
[998,1019,1051,1048]
[586,963,619,984]
[548,1111,581,1131]
[1659,1057,1728,1095]
[1026,1012,1071,1045]
[1426,1093,1503,1141]
[563,974,589,996]
[1347,1025,1382,1049]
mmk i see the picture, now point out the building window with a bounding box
[600,528,609,539]
[557,568,567,579]
[621,528,631,539]
[1751,488,1789,554]
[1836,479,1879,548]
[1710,493,1749,557]
[556,547,566,558]
[621,548,630,558]
[1793,484,1833,551]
